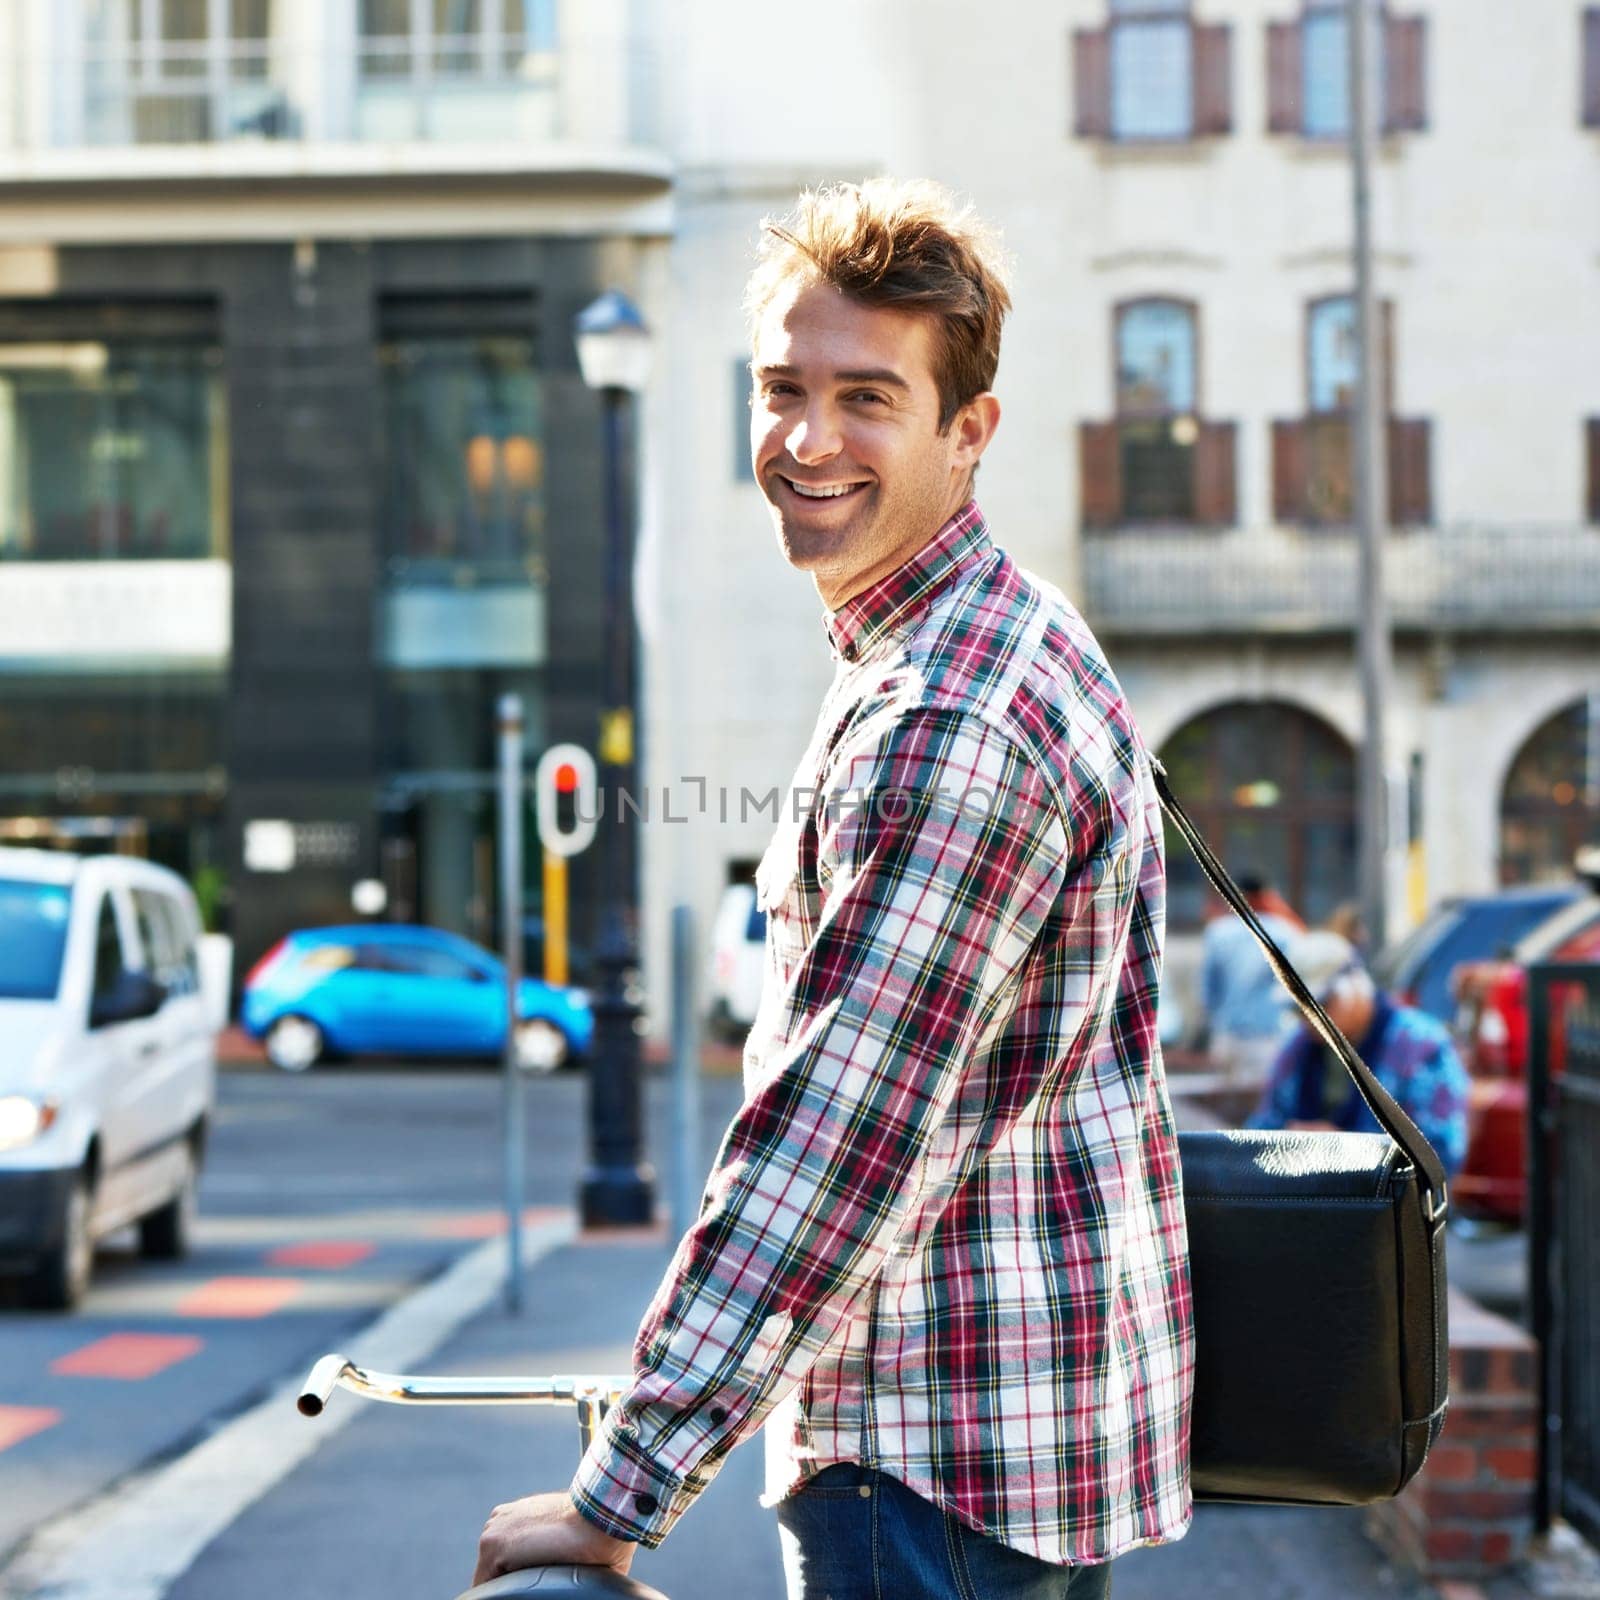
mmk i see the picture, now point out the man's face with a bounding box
[749,279,997,610]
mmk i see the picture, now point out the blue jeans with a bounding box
[775,1464,1113,1600]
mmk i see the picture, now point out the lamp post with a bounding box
[574,290,656,1227]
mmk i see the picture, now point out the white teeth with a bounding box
[790,480,860,498]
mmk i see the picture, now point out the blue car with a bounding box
[241,924,594,1074]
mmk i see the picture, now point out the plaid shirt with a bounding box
[573,502,1193,1564]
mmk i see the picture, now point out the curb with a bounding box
[0,1211,578,1600]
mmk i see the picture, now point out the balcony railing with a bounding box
[4,31,662,155]
[1081,524,1600,634]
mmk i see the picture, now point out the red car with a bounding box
[1451,893,1600,1222]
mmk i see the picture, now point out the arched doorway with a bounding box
[1500,697,1600,884]
[1158,700,1357,929]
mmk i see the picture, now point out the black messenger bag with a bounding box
[1153,762,1451,1505]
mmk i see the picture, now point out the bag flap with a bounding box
[1179,1128,1402,1200]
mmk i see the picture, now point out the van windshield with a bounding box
[0,878,73,1000]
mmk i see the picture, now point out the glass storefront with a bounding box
[0,340,227,562]
[378,326,545,588]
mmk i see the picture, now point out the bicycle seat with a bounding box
[455,1567,669,1600]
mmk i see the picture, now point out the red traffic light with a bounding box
[554,762,579,794]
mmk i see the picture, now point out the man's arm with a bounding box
[559,706,1081,1546]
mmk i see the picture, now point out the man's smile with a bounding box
[778,475,871,504]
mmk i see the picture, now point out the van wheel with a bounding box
[140,1142,198,1260]
[265,1015,325,1073]
[24,1174,94,1311]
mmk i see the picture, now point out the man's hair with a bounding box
[744,178,1012,432]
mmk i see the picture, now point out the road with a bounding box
[0,1063,745,1574]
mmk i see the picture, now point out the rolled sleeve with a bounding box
[568,707,1072,1545]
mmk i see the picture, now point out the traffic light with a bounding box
[534,743,598,859]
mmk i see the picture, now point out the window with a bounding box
[0,340,227,563]
[1073,3,1231,142]
[91,894,129,1009]
[82,0,288,144]
[1500,699,1600,885]
[1080,300,1236,529]
[1272,294,1431,527]
[1110,0,1193,140]
[0,880,72,1001]
[378,308,545,584]
[355,0,559,139]
[1159,702,1356,931]
[1587,418,1600,523]
[383,941,484,982]
[133,888,198,993]
[1268,4,1426,139]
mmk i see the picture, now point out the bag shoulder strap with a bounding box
[1150,757,1450,1212]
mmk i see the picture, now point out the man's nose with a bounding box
[786,403,842,464]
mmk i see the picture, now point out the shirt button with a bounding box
[709,1405,727,1426]
[634,1493,658,1516]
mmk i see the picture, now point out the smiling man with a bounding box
[474,180,1193,1600]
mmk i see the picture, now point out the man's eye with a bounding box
[848,391,886,405]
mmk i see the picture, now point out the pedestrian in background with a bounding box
[1250,930,1470,1177]
[1200,872,1302,1087]
[473,178,1192,1598]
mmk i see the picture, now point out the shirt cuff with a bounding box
[569,1401,707,1548]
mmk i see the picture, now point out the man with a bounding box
[475,180,1193,1598]
[1200,873,1301,1087]
[1250,930,1470,1177]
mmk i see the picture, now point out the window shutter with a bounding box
[1266,20,1303,135]
[1194,421,1237,525]
[1586,418,1600,523]
[1079,422,1122,530]
[1193,24,1233,136]
[1387,417,1432,526]
[1584,8,1600,128]
[1383,15,1428,132]
[1073,27,1113,139]
[1272,419,1307,522]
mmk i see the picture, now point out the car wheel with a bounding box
[24,1172,94,1311]
[265,1014,325,1073]
[513,1018,569,1074]
[139,1141,198,1260]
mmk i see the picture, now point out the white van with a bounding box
[707,882,767,1043]
[0,849,216,1309]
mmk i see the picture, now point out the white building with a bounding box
[646,0,1600,1027]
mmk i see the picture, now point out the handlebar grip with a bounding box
[298,1353,353,1418]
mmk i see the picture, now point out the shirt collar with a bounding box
[822,500,993,664]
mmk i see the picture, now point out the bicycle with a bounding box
[299,1354,670,1600]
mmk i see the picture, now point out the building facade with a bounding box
[0,0,671,979]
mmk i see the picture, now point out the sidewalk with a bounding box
[161,1223,1464,1600]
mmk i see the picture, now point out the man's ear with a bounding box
[950,392,1001,472]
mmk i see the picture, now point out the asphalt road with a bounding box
[0,1062,746,1575]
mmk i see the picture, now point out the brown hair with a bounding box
[744,178,1013,432]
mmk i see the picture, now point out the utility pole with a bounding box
[497,693,526,1311]
[1350,0,1392,951]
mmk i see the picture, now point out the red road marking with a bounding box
[51,1333,203,1380]
[265,1241,375,1270]
[0,1405,61,1453]
[176,1277,303,1318]
[423,1206,567,1240]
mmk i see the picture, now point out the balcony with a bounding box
[0,23,667,190]
[1081,524,1600,636]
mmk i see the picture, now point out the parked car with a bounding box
[241,923,593,1073]
[0,848,216,1309]
[708,883,766,1043]
[1449,890,1600,1223]
[1371,884,1584,1023]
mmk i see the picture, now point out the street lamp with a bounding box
[574,289,656,1227]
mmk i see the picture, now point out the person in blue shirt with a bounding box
[1251,930,1472,1178]
[1201,873,1301,1086]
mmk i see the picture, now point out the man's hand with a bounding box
[472,1491,636,1586]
